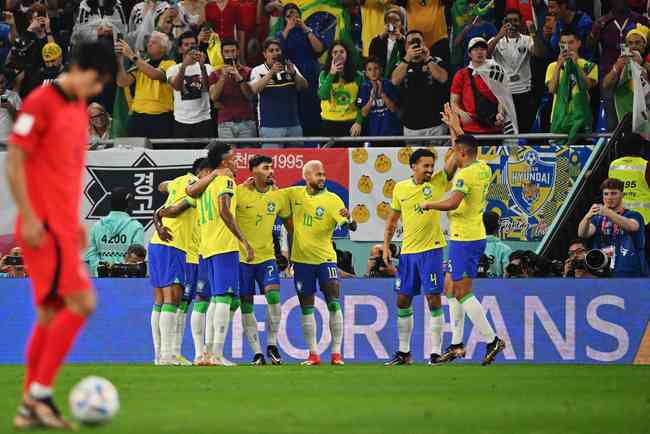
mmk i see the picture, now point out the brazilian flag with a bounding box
[550,59,593,144]
[271,0,358,66]
[111,86,133,139]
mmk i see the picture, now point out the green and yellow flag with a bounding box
[550,59,593,144]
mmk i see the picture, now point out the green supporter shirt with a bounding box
[484,235,512,278]
[85,211,145,276]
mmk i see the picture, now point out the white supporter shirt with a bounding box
[166,62,215,124]
[0,90,21,140]
[490,34,534,94]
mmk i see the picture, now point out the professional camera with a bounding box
[476,254,494,278]
[584,249,611,277]
[506,250,563,278]
[97,261,147,278]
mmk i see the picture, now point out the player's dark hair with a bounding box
[178,31,197,46]
[364,56,382,70]
[70,41,117,81]
[199,158,216,172]
[552,0,570,7]
[409,149,435,166]
[192,158,205,175]
[600,178,625,192]
[456,134,479,155]
[249,155,273,171]
[126,244,147,260]
[221,38,238,53]
[207,142,233,168]
[483,211,500,235]
[110,187,132,212]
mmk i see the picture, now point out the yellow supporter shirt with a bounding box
[545,58,598,118]
[281,186,348,265]
[407,0,447,49]
[236,185,289,264]
[361,0,388,57]
[151,173,196,254]
[130,58,175,115]
[198,176,239,259]
[390,171,449,254]
[449,160,492,241]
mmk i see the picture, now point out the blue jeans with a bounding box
[259,125,303,148]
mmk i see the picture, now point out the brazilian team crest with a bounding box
[315,207,325,218]
[506,150,556,217]
[422,186,432,198]
[267,201,276,214]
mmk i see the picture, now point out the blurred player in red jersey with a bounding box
[5,41,117,430]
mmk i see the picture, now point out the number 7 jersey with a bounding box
[280,186,349,265]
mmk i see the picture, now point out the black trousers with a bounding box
[513,91,535,134]
[173,119,215,149]
[321,119,361,148]
[127,112,173,146]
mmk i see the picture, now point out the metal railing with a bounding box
[0,132,612,151]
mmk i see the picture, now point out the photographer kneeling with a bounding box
[365,244,398,278]
[578,178,649,277]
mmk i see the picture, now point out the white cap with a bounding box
[468,37,488,51]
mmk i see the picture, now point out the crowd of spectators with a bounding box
[0,0,648,147]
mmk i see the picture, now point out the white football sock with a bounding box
[397,311,414,353]
[430,310,443,355]
[242,312,262,354]
[159,304,176,360]
[190,309,206,359]
[151,305,161,361]
[461,294,496,342]
[329,309,343,354]
[265,303,281,346]
[205,301,216,355]
[212,301,231,358]
[447,295,465,345]
[300,312,317,353]
[175,309,187,356]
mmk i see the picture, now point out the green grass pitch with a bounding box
[1,364,649,434]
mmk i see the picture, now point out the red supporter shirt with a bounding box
[205,0,241,40]
[209,66,255,123]
[9,84,89,238]
[451,66,500,134]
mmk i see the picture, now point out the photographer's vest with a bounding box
[609,156,650,224]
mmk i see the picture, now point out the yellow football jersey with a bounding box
[449,160,492,241]
[185,175,200,264]
[150,173,195,253]
[198,175,239,259]
[281,186,348,265]
[236,185,288,264]
[390,171,449,254]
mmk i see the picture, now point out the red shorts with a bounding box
[17,226,92,308]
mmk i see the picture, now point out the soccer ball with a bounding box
[68,376,119,425]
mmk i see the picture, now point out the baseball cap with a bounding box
[42,42,62,62]
[468,37,488,51]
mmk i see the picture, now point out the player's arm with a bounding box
[219,193,254,261]
[421,191,464,211]
[337,208,358,231]
[158,181,170,193]
[186,168,231,198]
[5,144,44,247]
[383,209,400,267]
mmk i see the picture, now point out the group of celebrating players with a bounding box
[7,41,506,430]
[149,103,506,367]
